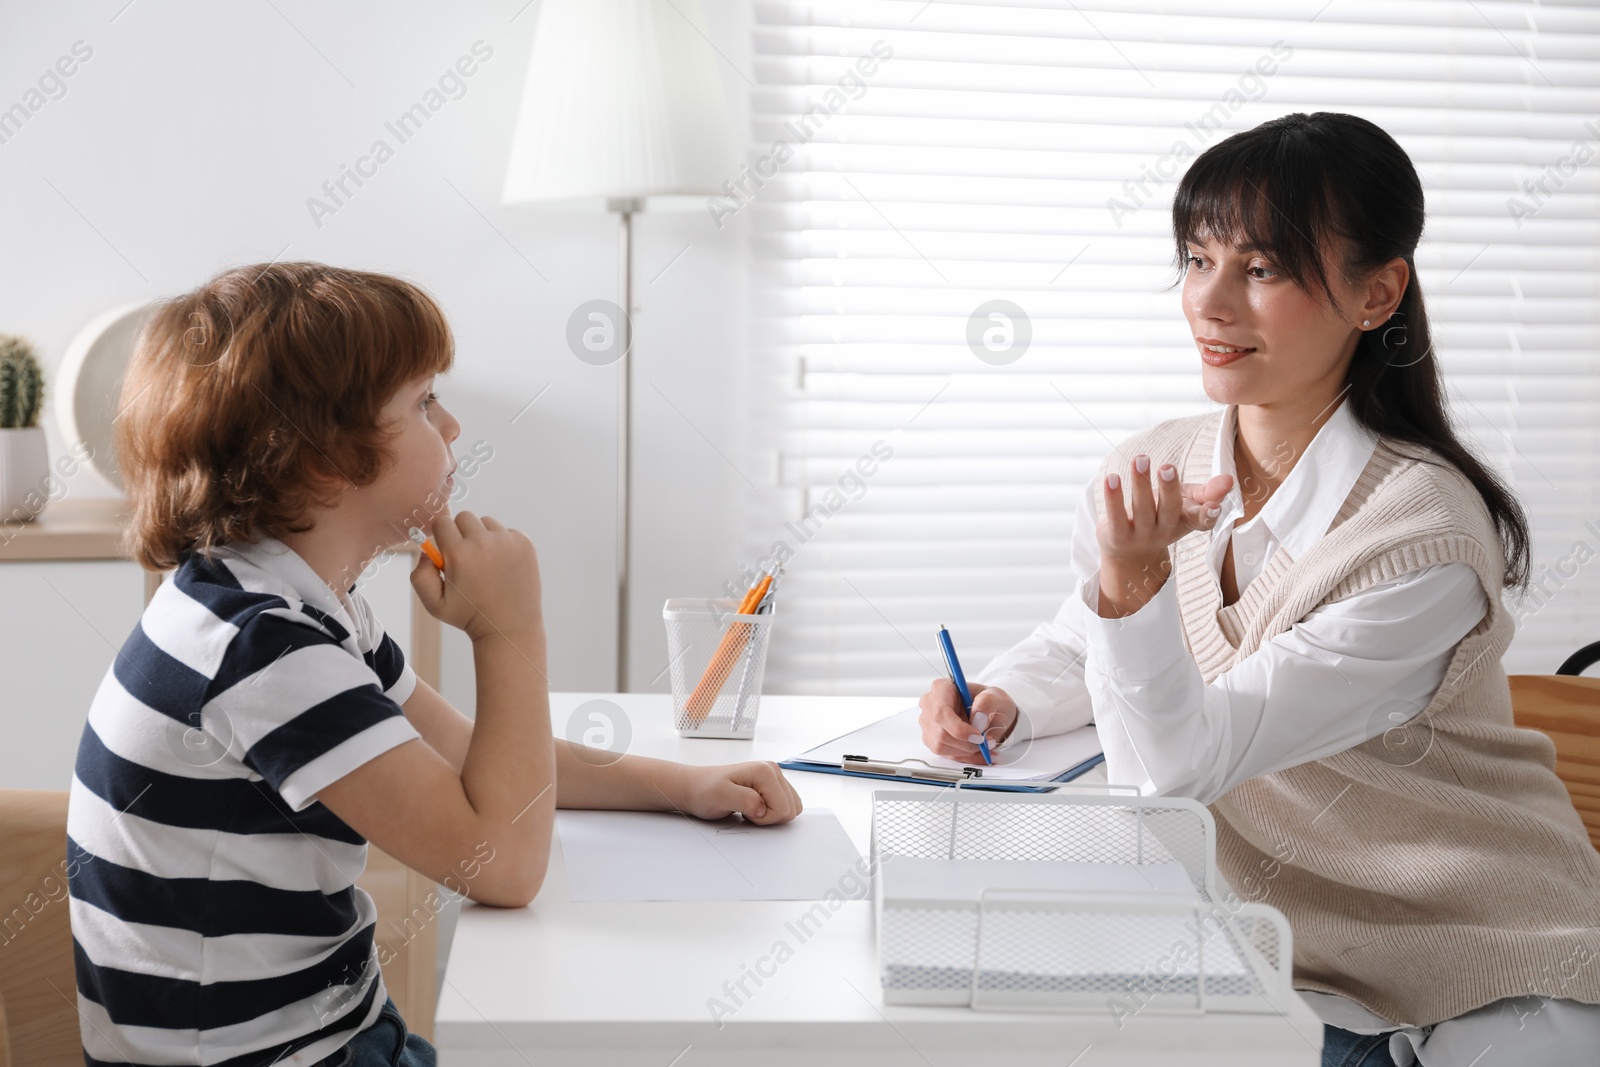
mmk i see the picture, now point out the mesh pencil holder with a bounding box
[662,597,776,739]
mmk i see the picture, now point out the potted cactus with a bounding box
[0,335,49,522]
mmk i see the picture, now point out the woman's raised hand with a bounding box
[1095,454,1233,615]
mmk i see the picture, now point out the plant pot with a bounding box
[0,426,50,523]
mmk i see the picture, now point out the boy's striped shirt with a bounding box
[67,537,423,1066]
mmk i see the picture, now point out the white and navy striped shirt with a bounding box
[67,536,422,1066]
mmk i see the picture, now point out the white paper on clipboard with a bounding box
[788,706,1103,782]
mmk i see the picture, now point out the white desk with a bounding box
[435,693,1324,1066]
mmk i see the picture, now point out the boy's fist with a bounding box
[670,761,803,826]
[410,510,543,643]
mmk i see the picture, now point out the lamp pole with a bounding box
[612,197,639,691]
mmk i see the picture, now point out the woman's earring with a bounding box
[1362,319,1371,328]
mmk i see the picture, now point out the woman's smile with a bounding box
[1197,338,1256,366]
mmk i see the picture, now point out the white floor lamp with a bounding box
[502,0,738,691]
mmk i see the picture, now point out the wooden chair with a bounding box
[0,790,437,1066]
[0,791,78,1067]
[1509,642,1600,853]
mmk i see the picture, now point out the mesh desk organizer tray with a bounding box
[872,786,1294,1016]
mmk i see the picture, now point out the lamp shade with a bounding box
[502,0,740,203]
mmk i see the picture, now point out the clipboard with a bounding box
[778,752,1105,793]
[780,706,1104,793]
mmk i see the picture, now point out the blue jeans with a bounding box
[312,996,437,1067]
[1322,1024,1398,1067]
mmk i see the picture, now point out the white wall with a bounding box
[0,0,753,790]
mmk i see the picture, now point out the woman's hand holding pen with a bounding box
[918,679,1017,764]
[1097,454,1233,619]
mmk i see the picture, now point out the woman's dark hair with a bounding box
[1166,111,1531,592]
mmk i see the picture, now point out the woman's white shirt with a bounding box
[974,399,1487,808]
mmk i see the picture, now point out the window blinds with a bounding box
[740,0,1600,696]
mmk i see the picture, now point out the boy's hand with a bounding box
[670,761,803,826]
[410,509,544,643]
[918,679,1016,763]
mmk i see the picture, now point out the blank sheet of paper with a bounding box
[556,808,865,902]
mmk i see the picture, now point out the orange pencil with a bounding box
[408,527,445,571]
[735,578,766,615]
[685,573,772,725]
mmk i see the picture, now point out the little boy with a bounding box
[66,262,802,1066]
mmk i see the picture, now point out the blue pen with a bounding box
[937,624,992,766]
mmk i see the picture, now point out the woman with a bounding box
[918,112,1600,1067]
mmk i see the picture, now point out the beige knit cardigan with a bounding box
[1087,410,1600,1027]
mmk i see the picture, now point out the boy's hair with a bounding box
[116,262,455,572]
